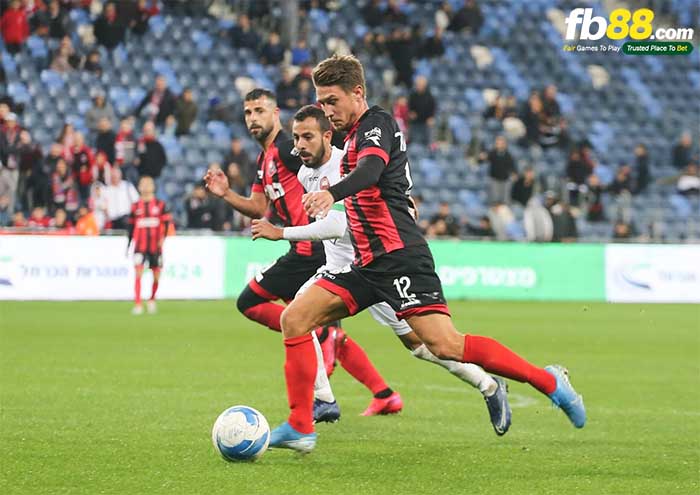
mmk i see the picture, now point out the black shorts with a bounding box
[134,251,163,269]
[315,244,450,320]
[249,249,325,302]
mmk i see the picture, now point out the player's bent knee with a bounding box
[236,285,269,314]
[424,342,452,361]
[422,337,463,361]
[280,306,310,338]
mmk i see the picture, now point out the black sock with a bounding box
[374,388,393,399]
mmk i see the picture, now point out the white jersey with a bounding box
[297,147,355,270]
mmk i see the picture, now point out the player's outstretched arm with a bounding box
[252,210,347,242]
[303,155,384,217]
[203,169,268,218]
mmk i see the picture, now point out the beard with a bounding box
[301,142,327,169]
[249,123,273,144]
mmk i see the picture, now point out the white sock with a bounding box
[312,331,335,403]
[412,344,497,397]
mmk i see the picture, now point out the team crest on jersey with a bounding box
[364,127,382,146]
[320,177,330,190]
[150,204,160,215]
[267,160,277,176]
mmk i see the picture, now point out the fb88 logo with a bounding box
[565,8,694,41]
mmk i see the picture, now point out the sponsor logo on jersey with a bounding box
[364,127,382,146]
[136,217,160,228]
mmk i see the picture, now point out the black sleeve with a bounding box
[328,155,384,201]
[277,138,303,174]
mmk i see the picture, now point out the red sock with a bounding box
[134,276,142,305]
[462,335,556,395]
[336,334,389,396]
[150,280,159,300]
[284,334,316,434]
[243,302,284,332]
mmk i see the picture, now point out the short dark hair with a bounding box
[244,88,276,103]
[293,105,331,133]
[312,54,366,95]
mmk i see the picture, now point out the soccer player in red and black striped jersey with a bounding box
[269,55,586,453]
[127,176,171,315]
[204,89,399,418]
[204,89,326,328]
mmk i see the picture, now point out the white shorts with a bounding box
[298,265,413,337]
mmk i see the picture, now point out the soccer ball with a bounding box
[211,405,270,461]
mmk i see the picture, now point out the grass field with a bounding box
[1,300,698,495]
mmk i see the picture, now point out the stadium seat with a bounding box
[40,70,65,90]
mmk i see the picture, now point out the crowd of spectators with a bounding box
[0,0,204,233]
[409,79,699,242]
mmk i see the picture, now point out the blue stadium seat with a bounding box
[40,70,65,90]
[7,81,30,103]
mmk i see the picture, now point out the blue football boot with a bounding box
[545,365,586,428]
[484,376,512,436]
[268,422,317,453]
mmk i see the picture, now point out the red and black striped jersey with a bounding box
[252,131,323,257]
[342,105,426,267]
[128,198,171,253]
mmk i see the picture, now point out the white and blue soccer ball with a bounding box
[211,405,270,461]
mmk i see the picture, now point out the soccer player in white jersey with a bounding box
[251,105,511,438]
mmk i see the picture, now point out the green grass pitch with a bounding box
[1,300,698,495]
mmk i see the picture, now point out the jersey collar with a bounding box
[344,105,379,142]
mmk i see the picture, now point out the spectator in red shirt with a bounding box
[1,0,30,55]
[28,206,51,228]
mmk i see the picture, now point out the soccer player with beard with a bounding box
[204,89,401,421]
[266,55,586,453]
[251,105,511,442]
